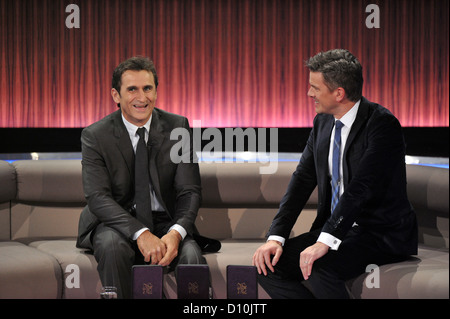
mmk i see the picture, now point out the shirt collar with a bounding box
[121,114,152,137]
[336,99,360,128]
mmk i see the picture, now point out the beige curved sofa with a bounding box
[0,159,448,299]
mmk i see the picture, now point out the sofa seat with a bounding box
[166,240,450,299]
[162,239,271,299]
[0,241,62,298]
[28,239,101,299]
[18,238,449,299]
[348,245,449,299]
[0,159,448,299]
[26,238,271,299]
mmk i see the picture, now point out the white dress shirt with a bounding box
[121,114,187,241]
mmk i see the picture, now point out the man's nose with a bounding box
[136,89,147,101]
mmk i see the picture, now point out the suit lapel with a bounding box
[318,116,334,173]
[317,116,334,202]
[112,110,134,177]
[342,98,370,186]
[148,109,167,210]
[344,98,369,155]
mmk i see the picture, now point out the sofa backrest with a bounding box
[9,160,311,207]
[6,159,313,241]
[406,165,449,249]
[10,160,85,242]
[1,159,448,247]
[200,161,317,208]
[0,160,16,240]
[13,160,85,206]
[197,161,317,239]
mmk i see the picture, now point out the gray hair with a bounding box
[306,49,363,102]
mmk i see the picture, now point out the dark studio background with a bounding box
[0,0,448,157]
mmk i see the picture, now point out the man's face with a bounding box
[111,70,157,127]
[307,71,340,115]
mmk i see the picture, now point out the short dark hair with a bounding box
[112,56,159,93]
[305,49,363,102]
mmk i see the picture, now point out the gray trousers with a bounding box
[92,212,206,299]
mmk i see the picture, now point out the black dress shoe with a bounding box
[193,233,221,253]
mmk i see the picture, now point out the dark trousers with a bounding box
[92,211,206,299]
[258,227,407,299]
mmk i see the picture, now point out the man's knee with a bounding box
[177,237,206,265]
[92,225,135,264]
[304,265,349,299]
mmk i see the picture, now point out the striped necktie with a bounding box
[331,120,344,213]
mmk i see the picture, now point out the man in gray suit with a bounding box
[76,56,207,298]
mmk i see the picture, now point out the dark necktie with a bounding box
[135,127,153,231]
[331,120,344,213]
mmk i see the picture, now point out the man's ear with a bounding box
[111,88,121,104]
[335,87,346,103]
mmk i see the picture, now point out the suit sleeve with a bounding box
[169,118,202,236]
[267,127,318,239]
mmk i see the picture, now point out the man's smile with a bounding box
[133,104,148,109]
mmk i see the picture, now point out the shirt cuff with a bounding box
[133,225,187,241]
[267,235,286,246]
[317,232,341,250]
[169,224,187,240]
[133,227,149,241]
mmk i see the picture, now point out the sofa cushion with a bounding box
[406,165,449,249]
[0,161,16,240]
[12,160,85,206]
[162,239,271,299]
[199,161,317,208]
[10,160,85,242]
[0,160,16,203]
[204,239,271,299]
[0,241,62,298]
[10,206,82,242]
[196,207,317,240]
[29,239,101,299]
[348,245,449,299]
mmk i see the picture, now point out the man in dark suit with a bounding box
[76,56,207,298]
[252,49,418,298]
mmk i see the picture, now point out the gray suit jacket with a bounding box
[76,108,201,249]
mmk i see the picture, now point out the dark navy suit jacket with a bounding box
[268,97,418,256]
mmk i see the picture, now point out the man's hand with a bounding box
[159,229,182,266]
[136,230,167,264]
[299,242,329,280]
[252,240,283,276]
